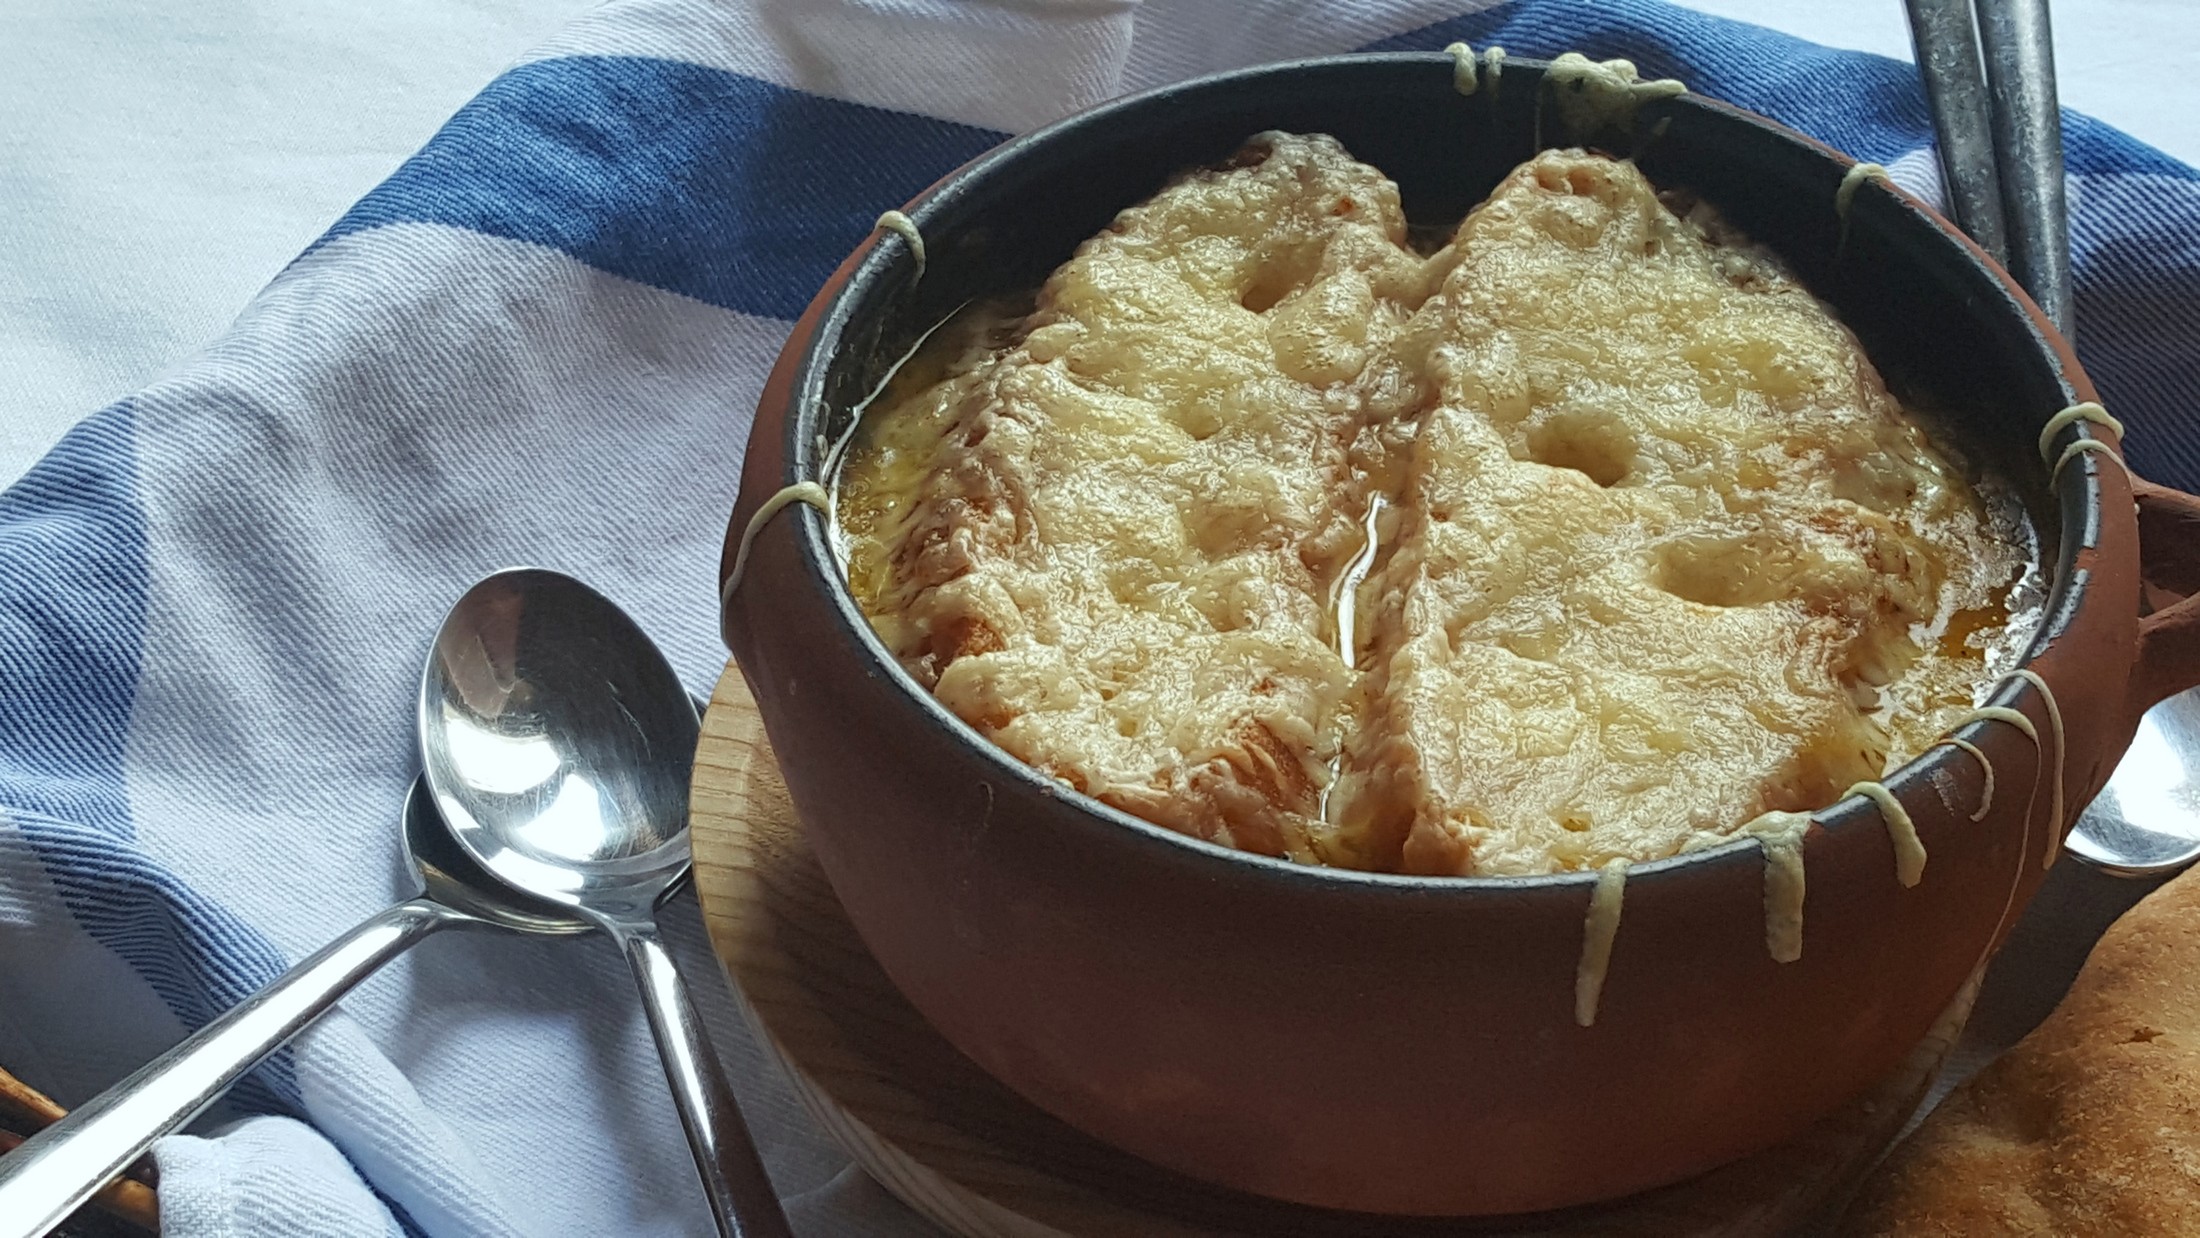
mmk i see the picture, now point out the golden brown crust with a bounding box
[1333,150,2019,876]
[1843,866,2200,1235]
[840,138,2023,876]
[838,132,1419,862]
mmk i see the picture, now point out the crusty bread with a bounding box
[1329,150,2018,875]
[1843,866,2200,1236]
[839,135,2023,874]
[837,133,1429,861]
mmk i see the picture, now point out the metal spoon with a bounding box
[0,777,586,1238]
[2067,692,2200,874]
[418,567,791,1238]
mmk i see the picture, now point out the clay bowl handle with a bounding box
[2132,475,2200,711]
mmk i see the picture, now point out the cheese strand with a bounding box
[1847,781,1925,887]
[2012,669,2066,868]
[1931,736,1996,822]
[873,210,927,279]
[2036,401,2123,463]
[1444,42,1480,96]
[1574,859,1629,1027]
[720,482,832,610]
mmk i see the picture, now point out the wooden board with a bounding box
[690,662,1967,1237]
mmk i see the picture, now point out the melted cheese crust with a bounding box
[838,135,2024,875]
[837,133,1427,860]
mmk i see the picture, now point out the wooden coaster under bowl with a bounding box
[690,664,1966,1237]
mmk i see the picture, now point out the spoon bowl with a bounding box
[402,773,591,935]
[2067,687,2200,875]
[419,567,701,920]
[419,566,789,1238]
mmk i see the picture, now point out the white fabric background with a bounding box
[4,0,2197,488]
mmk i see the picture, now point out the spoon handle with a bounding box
[0,897,466,1238]
[615,922,793,1238]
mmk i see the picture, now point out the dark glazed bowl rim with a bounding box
[757,51,2109,896]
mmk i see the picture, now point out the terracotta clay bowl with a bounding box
[719,54,2200,1217]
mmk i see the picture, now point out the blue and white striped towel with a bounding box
[3,1,2197,1234]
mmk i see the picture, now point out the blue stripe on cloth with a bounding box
[387,1194,427,1238]
[0,404,299,1116]
[318,55,1005,322]
[10,811,298,1117]
[0,407,144,832]
[2064,109,2200,181]
[2069,173,2200,490]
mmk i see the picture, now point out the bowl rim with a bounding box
[749,50,2112,896]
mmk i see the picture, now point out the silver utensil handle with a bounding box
[616,923,792,1238]
[1978,0,2075,335]
[0,898,463,1238]
[1902,0,2010,261]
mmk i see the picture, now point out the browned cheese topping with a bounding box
[836,133,2025,876]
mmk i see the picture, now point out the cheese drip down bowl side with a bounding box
[719,55,2200,1217]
